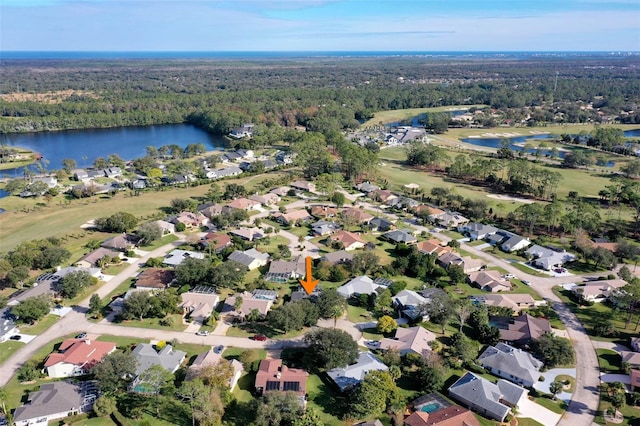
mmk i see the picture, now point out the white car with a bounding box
[367,341,381,347]
[195,330,209,336]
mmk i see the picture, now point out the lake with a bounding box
[1,124,227,178]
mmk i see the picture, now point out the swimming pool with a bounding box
[420,402,442,413]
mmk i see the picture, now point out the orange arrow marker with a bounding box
[299,256,319,296]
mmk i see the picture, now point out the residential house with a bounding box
[269,186,291,197]
[188,347,244,390]
[208,166,243,179]
[131,343,186,376]
[432,211,469,229]
[496,314,551,346]
[380,326,436,357]
[461,256,485,273]
[417,239,452,257]
[229,123,254,139]
[76,247,121,268]
[224,292,274,320]
[255,359,308,403]
[221,152,241,163]
[436,253,484,273]
[310,205,338,218]
[327,352,388,391]
[197,203,223,219]
[261,158,278,169]
[404,405,480,426]
[172,211,208,228]
[631,369,640,391]
[468,270,512,293]
[135,268,175,290]
[354,182,380,193]
[265,256,306,282]
[252,289,279,301]
[392,290,427,321]
[72,169,89,180]
[500,235,531,253]
[272,209,312,226]
[413,205,445,218]
[163,249,204,267]
[620,351,640,368]
[369,217,395,232]
[180,289,220,323]
[101,233,139,252]
[470,294,537,311]
[226,197,261,211]
[371,189,399,205]
[341,208,374,225]
[572,279,627,303]
[477,343,543,387]
[290,180,316,192]
[525,245,576,271]
[327,230,366,251]
[382,229,417,245]
[229,227,264,242]
[13,381,99,426]
[448,372,527,423]
[458,223,498,241]
[44,338,116,378]
[200,232,232,253]
[236,149,254,159]
[631,337,640,352]
[275,152,294,165]
[103,167,123,178]
[312,220,341,236]
[390,197,420,210]
[227,248,270,270]
[153,220,176,234]
[249,193,280,206]
[0,308,18,343]
[322,250,355,265]
[290,284,322,302]
[131,178,147,190]
[591,238,617,253]
[337,275,383,298]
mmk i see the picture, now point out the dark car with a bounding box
[253,334,267,341]
[76,332,87,339]
[9,335,21,341]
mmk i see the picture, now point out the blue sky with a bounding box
[2,0,639,51]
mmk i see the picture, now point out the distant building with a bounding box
[255,359,308,404]
[327,352,388,392]
[44,338,116,378]
[229,123,254,139]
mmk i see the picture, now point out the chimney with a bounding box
[85,339,91,345]
[276,372,281,379]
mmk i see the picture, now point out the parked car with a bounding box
[75,332,87,339]
[367,340,380,347]
[195,330,209,336]
[9,335,21,341]
[213,345,224,354]
[253,334,267,341]
[522,280,531,286]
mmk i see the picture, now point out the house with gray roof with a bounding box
[382,229,417,245]
[227,248,270,270]
[354,182,380,193]
[525,245,576,271]
[208,166,243,179]
[13,381,98,426]
[265,257,306,282]
[392,290,427,320]
[458,223,499,240]
[0,308,17,343]
[131,343,186,376]
[337,276,383,298]
[163,249,205,267]
[500,235,531,253]
[369,217,395,232]
[322,250,354,265]
[327,352,388,391]
[448,372,527,422]
[477,343,543,387]
[312,220,341,236]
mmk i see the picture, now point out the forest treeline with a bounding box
[0,56,639,133]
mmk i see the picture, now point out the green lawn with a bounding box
[362,105,487,127]
[305,374,346,426]
[0,340,25,365]
[597,349,623,373]
[516,418,545,426]
[225,322,307,340]
[594,388,640,426]
[101,262,130,276]
[141,233,179,251]
[19,314,59,335]
[101,277,135,305]
[531,394,567,414]
[347,304,374,323]
[114,313,187,332]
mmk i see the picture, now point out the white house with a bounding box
[337,276,383,298]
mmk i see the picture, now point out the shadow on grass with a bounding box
[598,352,623,372]
[307,373,349,419]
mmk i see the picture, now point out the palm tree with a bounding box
[549,381,563,400]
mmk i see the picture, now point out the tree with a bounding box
[304,328,358,370]
[449,332,477,367]
[17,359,42,381]
[34,246,71,269]
[12,295,51,324]
[420,291,453,334]
[268,300,319,333]
[122,291,153,320]
[94,212,138,233]
[92,351,138,394]
[376,315,397,334]
[246,308,261,324]
[349,251,379,275]
[136,222,163,246]
[454,299,472,332]
[530,333,575,367]
[137,364,174,416]
[330,191,346,208]
[415,364,446,393]
[170,198,196,213]
[89,294,102,315]
[58,270,95,298]
[315,288,346,321]
[252,391,304,426]
[549,381,563,400]
[347,370,402,420]
[6,266,30,288]
[175,257,212,287]
[61,158,77,173]
[93,395,117,417]
[177,379,224,426]
[292,406,325,426]
[375,288,393,314]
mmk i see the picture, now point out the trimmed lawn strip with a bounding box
[531,395,566,414]
[347,304,374,323]
[362,105,487,127]
[0,340,25,365]
[305,374,345,426]
[224,322,306,340]
[596,348,623,373]
[594,389,640,426]
[140,233,179,251]
[19,314,59,335]
[114,313,187,332]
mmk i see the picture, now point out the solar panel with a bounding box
[266,381,280,391]
[191,285,217,294]
[283,382,300,392]
[374,277,393,287]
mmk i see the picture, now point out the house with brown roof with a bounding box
[572,279,627,303]
[255,359,308,403]
[224,291,274,319]
[468,270,512,293]
[590,238,617,253]
[172,211,208,228]
[631,369,640,391]
[197,203,223,219]
[417,239,453,257]
[497,314,551,346]
[188,347,244,390]
[470,294,537,311]
[226,197,261,211]
[136,268,175,290]
[272,209,313,226]
[404,405,480,426]
[290,180,316,192]
[269,186,291,197]
[180,290,220,323]
[322,250,355,264]
[200,232,232,253]
[371,189,399,204]
[310,205,338,218]
[249,193,281,206]
[380,326,436,357]
[621,351,640,368]
[44,338,116,378]
[437,253,484,273]
[413,205,445,217]
[76,247,122,268]
[229,227,264,241]
[101,233,140,252]
[327,230,366,251]
[341,207,374,225]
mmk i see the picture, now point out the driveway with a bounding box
[600,373,631,386]
[534,367,576,402]
[518,396,562,426]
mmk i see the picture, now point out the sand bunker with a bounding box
[487,194,535,204]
